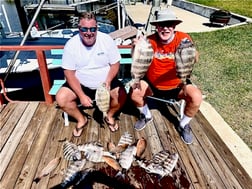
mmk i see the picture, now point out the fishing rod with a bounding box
[4,0,47,82]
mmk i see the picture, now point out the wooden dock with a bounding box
[1,100,251,189]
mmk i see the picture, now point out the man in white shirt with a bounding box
[56,12,127,137]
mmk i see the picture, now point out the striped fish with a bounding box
[63,140,82,161]
[78,142,115,163]
[108,132,134,158]
[175,38,197,84]
[136,150,179,178]
[95,83,110,117]
[62,159,87,185]
[130,30,153,88]
[118,145,137,170]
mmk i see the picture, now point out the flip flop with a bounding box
[72,119,88,137]
[104,117,119,132]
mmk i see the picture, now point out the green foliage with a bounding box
[190,24,252,148]
[188,0,252,18]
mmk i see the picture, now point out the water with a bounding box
[0,1,22,33]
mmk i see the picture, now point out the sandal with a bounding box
[72,118,88,137]
[104,117,119,132]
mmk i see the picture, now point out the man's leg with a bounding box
[130,80,153,131]
[56,87,88,137]
[178,84,202,144]
[105,86,127,131]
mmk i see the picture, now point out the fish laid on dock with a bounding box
[136,150,179,178]
[33,157,61,183]
[61,159,87,186]
[62,140,82,161]
[108,132,134,158]
[78,142,116,163]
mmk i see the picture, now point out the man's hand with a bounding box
[80,95,93,107]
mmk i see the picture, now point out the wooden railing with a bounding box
[0,45,64,104]
[0,45,132,104]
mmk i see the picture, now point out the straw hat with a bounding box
[150,9,182,25]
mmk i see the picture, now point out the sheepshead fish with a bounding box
[95,83,110,117]
[130,30,153,88]
[136,150,179,178]
[175,38,197,84]
[119,145,137,170]
[62,159,87,185]
[33,157,61,183]
[115,145,137,179]
[118,132,134,146]
[108,132,134,159]
[78,142,115,163]
[63,140,82,161]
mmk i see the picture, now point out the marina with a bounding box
[0,0,252,188]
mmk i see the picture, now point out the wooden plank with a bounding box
[0,102,18,129]
[191,118,243,188]
[187,121,227,188]
[162,108,208,189]
[0,103,48,189]
[0,102,28,150]
[49,109,76,188]
[33,109,65,189]
[143,109,163,155]
[13,103,57,189]
[199,101,252,187]
[0,102,39,180]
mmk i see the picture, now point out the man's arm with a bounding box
[64,69,93,106]
[104,62,120,88]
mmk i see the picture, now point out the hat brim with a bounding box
[150,20,182,26]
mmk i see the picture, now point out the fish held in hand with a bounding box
[33,157,61,183]
[95,83,110,117]
[130,30,153,89]
[175,38,197,84]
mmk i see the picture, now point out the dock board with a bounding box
[0,101,251,189]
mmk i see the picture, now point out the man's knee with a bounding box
[56,87,75,106]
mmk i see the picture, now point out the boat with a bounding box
[0,0,136,94]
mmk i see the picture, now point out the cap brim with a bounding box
[150,20,182,26]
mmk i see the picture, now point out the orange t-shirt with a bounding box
[146,31,193,90]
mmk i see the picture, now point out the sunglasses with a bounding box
[157,22,176,28]
[79,27,97,32]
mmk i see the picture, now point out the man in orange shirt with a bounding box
[130,9,202,144]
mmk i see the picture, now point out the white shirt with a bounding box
[62,31,121,89]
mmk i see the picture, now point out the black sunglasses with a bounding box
[157,22,176,28]
[79,27,97,32]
